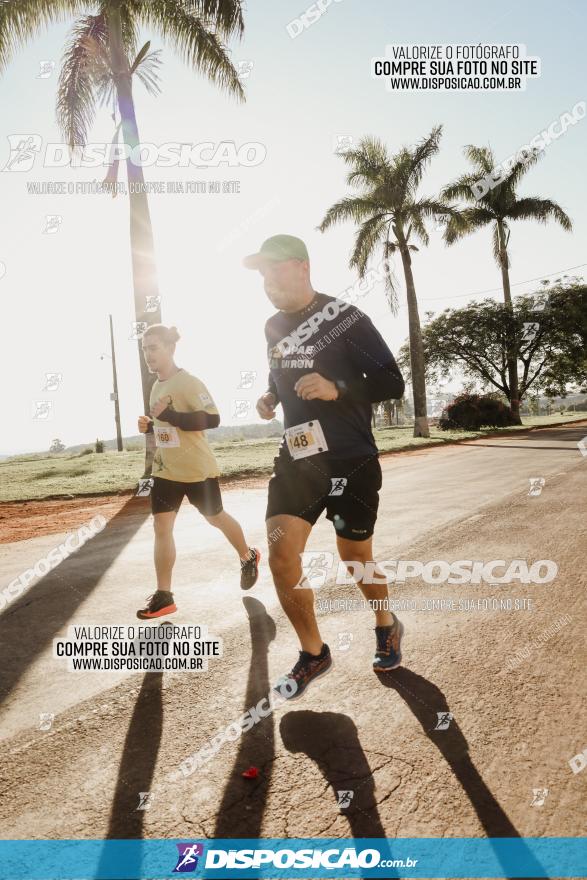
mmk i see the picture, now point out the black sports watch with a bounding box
[334,379,348,400]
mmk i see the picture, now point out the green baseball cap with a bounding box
[243,234,309,270]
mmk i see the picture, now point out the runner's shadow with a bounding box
[106,670,163,837]
[377,668,548,879]
[212,597,276,838]
[280,711,398,877]
[94,671,164,879]
[0,497,150,706]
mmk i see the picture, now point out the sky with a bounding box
[0,0,586,454]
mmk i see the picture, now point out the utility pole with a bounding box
[109,314,123,452]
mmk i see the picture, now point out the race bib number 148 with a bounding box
[285,420,328,460]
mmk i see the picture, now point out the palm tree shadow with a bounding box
[213,596,277,838]
[0,496,150,707]
[377,668,548,879]
[95,671,164,878]
[280,711,398,877]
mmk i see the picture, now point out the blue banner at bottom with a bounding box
[0,838,585,878]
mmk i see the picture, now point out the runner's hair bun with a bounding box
[142,322,180,346]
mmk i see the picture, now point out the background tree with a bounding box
[442,145,572,424]
[399,283,587,406]
[318,128,456,438]
[537,281,587,394]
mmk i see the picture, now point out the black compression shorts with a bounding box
[151,476,223,516]
[266,452,382,540]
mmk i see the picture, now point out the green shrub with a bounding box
[439,393,515,431]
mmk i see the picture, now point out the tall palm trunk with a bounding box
[109,3,161,474]
[381,399,392,427]
[397,231,429,438]
[497,221,521,425]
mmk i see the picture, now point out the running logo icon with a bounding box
[173,843,204,873]
[528,477,545,497]
[336,790,354,808]
[37,61,55,79]
[434,712,453,730]
[39,712,54,731]
[136,791,153,811]
[2,134,42,171]
[130,321,148,340]
[521,322,540,343]
[329,477,347,496]
[530,788,549,806]
[136,478,154,497]
[299,551,334,589]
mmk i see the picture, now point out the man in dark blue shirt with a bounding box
[245,234,406,698]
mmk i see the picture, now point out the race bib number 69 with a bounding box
[285,420,328,460]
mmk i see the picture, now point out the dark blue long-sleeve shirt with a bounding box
[265,292,405,459]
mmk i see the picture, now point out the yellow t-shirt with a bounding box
[150,369,220,483]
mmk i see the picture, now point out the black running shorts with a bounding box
[266,452,382,540]
[151,476,223,516]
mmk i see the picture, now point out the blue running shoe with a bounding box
[373,617,404,671]
[274,643,333,700]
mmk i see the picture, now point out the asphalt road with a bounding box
[0,423,586,854]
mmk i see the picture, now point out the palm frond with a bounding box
[182,0,244,39]
[505,196,572,231]
[130,38,151,73]
[136,0,245,100]
[409,197,460,245]
[504,149,543,189]
[317,196,384,233]
[403,208,429,246]
[131,43,163,97]
[349,213,389,275]
[57,14,107,147]
[343,136,389,189]
[404,124,442,192]
[441,174,483,204]
[444,206,494,246]
[0,0,88,73]
[463,143,495,175]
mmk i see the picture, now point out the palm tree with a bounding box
[318,128,454,438]
[0,0,245,471]
[442,146,572,423]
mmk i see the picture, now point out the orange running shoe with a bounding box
[136,590,177,619]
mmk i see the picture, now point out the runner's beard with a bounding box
[265,285,299,311]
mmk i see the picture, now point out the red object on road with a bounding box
[242,766,259,779]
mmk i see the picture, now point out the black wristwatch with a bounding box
[334,379,348,400]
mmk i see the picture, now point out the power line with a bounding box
[417,261,587,304]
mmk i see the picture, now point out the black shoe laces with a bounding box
[291,650,321,678]
[377,623,397,654]
[240,549,256,569]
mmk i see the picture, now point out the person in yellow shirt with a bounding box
[136,324,260,618]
